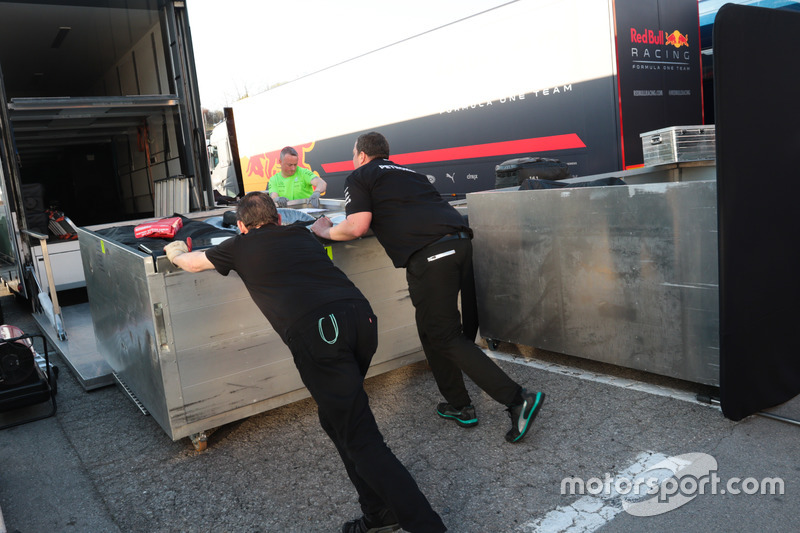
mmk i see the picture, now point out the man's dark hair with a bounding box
[355,132,390,159]
[237,191,279,229]
[280,146,298,161]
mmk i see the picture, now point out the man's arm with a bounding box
[310,176,327,194]
[267,176,289,206]
[164,241,216,272]
[308,176,327,207]
[267,176,280,198]
[311,211,372,241]
[172,250,216,272]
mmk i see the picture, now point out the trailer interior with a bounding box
[0,0,210,390]
[0,0,209,296]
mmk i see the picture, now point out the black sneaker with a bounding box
[342,509,400,533]
[436,402,478,427]
[505,389,545,443]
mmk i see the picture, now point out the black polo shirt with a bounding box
[205,224,364,343]
[344,158,467,267]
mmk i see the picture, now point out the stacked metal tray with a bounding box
[641,125,716,166]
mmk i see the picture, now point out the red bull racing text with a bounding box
[630,27,692,70]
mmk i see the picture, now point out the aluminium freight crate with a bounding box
[640,125,716,166]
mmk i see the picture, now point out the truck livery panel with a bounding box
[211,0,703,199]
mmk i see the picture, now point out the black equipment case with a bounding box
[494,157,571,188]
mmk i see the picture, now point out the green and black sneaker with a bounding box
[436,402,478,427]
[505,389,545,443]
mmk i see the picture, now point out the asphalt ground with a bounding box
[0,286,798,533]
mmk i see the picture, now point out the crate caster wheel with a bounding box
[190,432,208,452]
[486,338,500,350]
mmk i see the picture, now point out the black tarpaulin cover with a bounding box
[95,215,236,253]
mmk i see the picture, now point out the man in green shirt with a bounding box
[267,146,327,208]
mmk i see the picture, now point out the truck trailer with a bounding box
[0,0,212,305]
[0,0,215,389]
[209,0,704,199]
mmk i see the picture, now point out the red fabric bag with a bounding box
[134,217,183,239]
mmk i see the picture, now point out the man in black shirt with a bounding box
[165,192,446,533]
[311,132,545,444]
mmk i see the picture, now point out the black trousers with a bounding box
[406,238,521,408]
[287,299,446,533]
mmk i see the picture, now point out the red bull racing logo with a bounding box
[629,27,692,70]
[630,28,689,48]
[665,30,689,48]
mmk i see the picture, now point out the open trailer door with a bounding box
[0,65,26,298]
[162,0,213,211]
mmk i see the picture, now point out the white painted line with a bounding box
[518,451,668,533]
[484,349,713,406]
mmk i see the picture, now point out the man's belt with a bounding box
[429,231,471,247]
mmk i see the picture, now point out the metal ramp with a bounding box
[32,303,113,391]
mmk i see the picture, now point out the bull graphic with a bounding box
[665,30,689,48]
